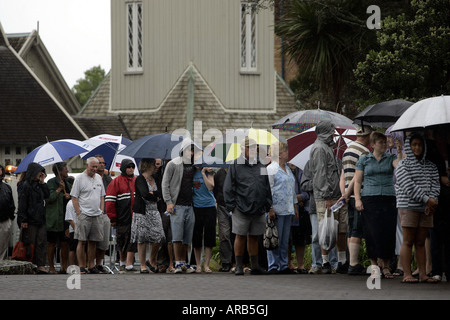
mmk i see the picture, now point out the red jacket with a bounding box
[106,175,136,225]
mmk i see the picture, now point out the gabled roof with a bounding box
[76,64,302,143]
[6,30,81,115]
[0,23,87,145]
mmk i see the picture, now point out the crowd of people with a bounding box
[0,120,449,284]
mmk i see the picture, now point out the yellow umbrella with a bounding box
[223,128,279,162]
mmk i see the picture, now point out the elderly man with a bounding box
[70,157,106,274]
[223,137,272,275]
[309,120,346,274]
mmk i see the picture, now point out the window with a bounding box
[240,1,257,72]
[16,147,21,155]
[127,1,143,72]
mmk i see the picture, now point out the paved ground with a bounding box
[1,271,449,301]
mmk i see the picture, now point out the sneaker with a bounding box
[119,265,126,274]
[336,262,349,274]
[309,266,322,274]
[174,264,184,274]
[185,265,196,274]
[88,267,99,274]
[348,263,366,275]
[95,265,107,274]
[322,262,331,274]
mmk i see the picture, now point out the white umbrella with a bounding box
[391,95,450,131]
[80,134,138,174]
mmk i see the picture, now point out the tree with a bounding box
[274,0,375,111]
[354,0,450,104]
[72,66,106,107]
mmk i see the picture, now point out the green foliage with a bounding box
[71,65,106,107]
[354,0,450,105]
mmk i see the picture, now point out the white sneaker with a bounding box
[174,264,183,274]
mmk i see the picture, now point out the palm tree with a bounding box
[275,0,370,111]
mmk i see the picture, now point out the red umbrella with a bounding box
[288,125,357,169]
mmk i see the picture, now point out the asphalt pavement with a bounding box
[1,270,449,301]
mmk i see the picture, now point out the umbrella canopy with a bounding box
[15,139,92,173]
[272,108,354,133]
[391,95,450,132]
[80,134,136,174]
[208,128,279,162]
[354,99,413,128]
[288,125,357,170]
[119,133,201,160]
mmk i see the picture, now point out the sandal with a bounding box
[204,267,213,273]
[401,276,419,284]
[419,277,439,284]
[382,267,394,279]
[393,269,404,276]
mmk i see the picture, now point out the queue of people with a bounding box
[1,120,449,284]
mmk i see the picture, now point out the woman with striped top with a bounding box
[396,133,440,283]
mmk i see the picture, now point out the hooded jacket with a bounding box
[395,134,440,210]
[161,138,202,206]
[106,159,136,225]
[309,121,342,201]
[17,163,50,226]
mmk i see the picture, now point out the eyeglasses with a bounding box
[98,162,106,165]
[127,165,136,169]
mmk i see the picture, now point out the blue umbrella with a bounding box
[119,133,188,160]
[81,142,120,170]
[15,139,92,173]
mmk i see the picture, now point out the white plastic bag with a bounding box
[318,209,338,251]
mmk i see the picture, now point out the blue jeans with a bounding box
[310,213,337,268]
[267,215,292,271]
[170,205,195,245]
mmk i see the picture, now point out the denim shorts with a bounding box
[170,205,195,244]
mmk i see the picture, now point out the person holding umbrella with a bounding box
[162,138,202,273]
[45,162,72,274]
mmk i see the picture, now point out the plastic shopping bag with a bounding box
[318,209,338,251]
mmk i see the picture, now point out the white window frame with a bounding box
[240,1,258,73]
[126,1,143,73]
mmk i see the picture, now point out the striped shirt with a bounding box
[395,135,440,209]
[342,141,370,192]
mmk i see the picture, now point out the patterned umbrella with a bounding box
[288,125,357,169]
[15,139,92,173]
[272,108,354,133]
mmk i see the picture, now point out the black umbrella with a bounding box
[354,99,413,128]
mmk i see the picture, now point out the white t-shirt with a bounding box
[65,200,76,233]
[70,172,105,217]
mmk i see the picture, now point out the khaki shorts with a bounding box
[316,200,348,234]
[74,213,104,242]
[97,214,111,251]
[398,208,433,228]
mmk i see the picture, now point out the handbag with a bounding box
[263,218,279,250]
[12,229,34,262]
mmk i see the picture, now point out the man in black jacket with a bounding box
[0,164,15,260]
[224,137,272,275]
